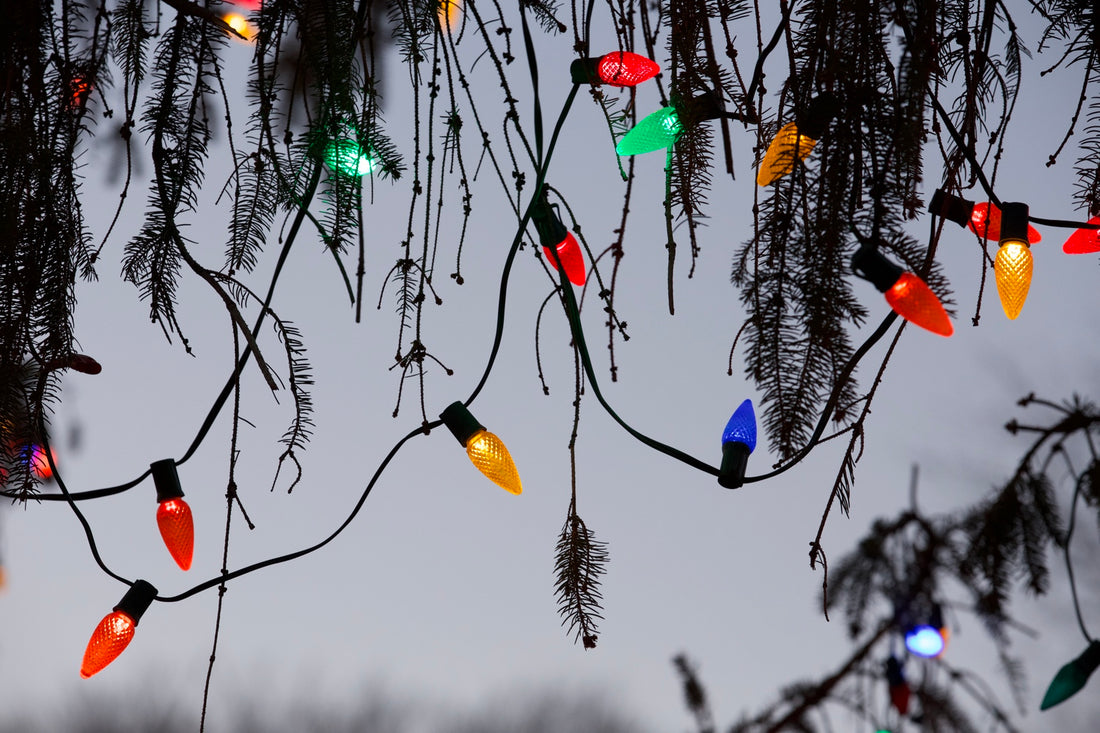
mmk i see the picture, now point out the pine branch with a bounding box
[553,509,609,649]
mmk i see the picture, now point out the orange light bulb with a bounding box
[757,122,816,186]
[151,460,194,570]
[80,611,136,679]
[80,581,157,679]
[440,402,522,495]
[994,241,1033,320]
[157,498,194,571]
[465,429,522,495]
[756,93,837,186]
[885,272,953,336]
[223,13,255,42]
[438,0,462,32]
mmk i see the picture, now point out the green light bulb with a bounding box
[324,139,378,177]
[616,107,683,155]
[1040,641,1100,710]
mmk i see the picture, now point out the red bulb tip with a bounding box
[157,498,195,571]
[885,272,953,336]
[1063,216,1100,254]
[596,52,660,87]
[542,233,586,286]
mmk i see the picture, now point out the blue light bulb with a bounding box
[904,625,945,657]
[721,399,757,452]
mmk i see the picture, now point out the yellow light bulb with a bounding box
[757,122,817,186]
[438,0,462,32]
[465,429,522,495]
[223,13,254,42]
[994,240,1033,320]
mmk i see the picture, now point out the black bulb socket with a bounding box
[999,202,1030,246]
[440,402,485,447]
[114,579,158,625]
[851,247,904,293]
[929,189,975,228]
[717,441,750,489]
[151,459,184,503]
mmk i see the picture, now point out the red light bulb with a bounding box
[151,460,194,571]
[542,232,586,286]
[595,52,660,86]
[884,272,953,337]
[29,444,56,480]
[1063,216,1100,254]
[852,248,953,337]
[81,610,136,678]
[571,52,660,87]
[968,203,1041,243]
[157,498,194,571]
[80,581,157,679]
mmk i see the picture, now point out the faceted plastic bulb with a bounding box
[1063,216,1100,254]
[968,203,1041,242]
[994,242,1033,320]
[324,140,378,177]
[223,13,255,42]
[543,232,586,286]
[721,399,756,452]
[466,429,522,495]
[757,122,817,186]
[438,0,462,32]
[596,52,660,87]
[157,498,194,571]
[29,445,55,479]
[616,107,682,156]
[1040,641,1100,710]
[885,272,953,336]
[904,625,946,658]
[80,611,136,678]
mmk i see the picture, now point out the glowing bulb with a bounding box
[721,399,757,451]
[157,499,194,571]
[440,402,522,495]
[542,233,586,286]
[757,122,816,186]
[81,611,136,679]
[616,107,682,156]
[1040,641,1100,710]
[1062,216,1100,254]
[465,429,522,495]
[904,625,945,657]
[884,272,954,336]
[756,93,837,186]
[28,444,55,480]
[967,203,1041,242]
[994,241,1033,320]
[80,581,157,678]
[852,248,952,336]
[151,460,194,571]
[570,52,660,87]
[530,190,585,286]
[222,13,255,42]
[70,76,91,107]
[718,399,756,489]
[324,139,378,177]
[438,0,462,31]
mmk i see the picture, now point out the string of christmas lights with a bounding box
[4,6,1097,712]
